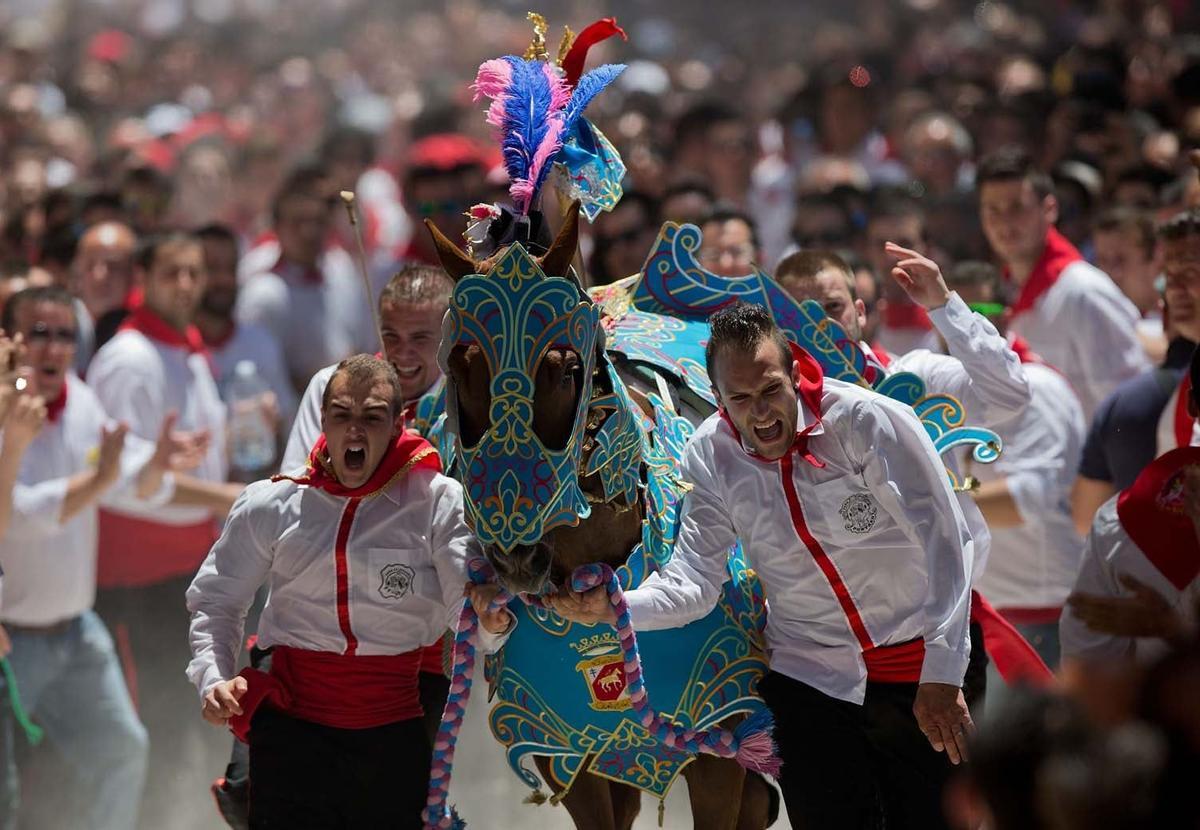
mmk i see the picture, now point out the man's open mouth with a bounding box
[395,365,421,380]
[343,446,367,471]
[753,420,783,443]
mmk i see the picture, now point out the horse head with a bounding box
[428,207,644,594]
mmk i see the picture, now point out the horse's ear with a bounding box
[539,201,581,279]
[423,219,477,282]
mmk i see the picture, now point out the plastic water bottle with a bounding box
[227,360,276,475]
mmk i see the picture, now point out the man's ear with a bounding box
[1042,192,1059,227]
[854,298,868,334]
[790,358,802,388]
[392,409,405,438]
[712,386,724,412]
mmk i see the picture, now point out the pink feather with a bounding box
[472,59,513,130]
[542,61,571,112]
[514,116,565,213]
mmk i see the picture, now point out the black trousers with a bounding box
[759,671,954,830]
[247,708,430,829]
[221,648,449,828]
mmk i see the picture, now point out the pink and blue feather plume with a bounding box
[472,56,625,215]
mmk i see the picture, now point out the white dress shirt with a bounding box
[1060,497,1198,664]
[1009,261,1149,421]
[626,380,975,705]
[88,327,228,527]
[186,467,506,697]
[974,363,1087,608]
[0,375,172,625]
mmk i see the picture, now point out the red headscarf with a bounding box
[1117,446,1200,590]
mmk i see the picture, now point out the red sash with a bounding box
[1008,227,1083,319]
[229,645,423,741]
[971,591,1054,686]
[97,513,217,587]
[420,640,447,676]
[863,639,925,683]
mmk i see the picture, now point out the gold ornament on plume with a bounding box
[523,12,549,61]
[556,25,575,67]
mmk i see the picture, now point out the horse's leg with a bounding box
[609,780,641,830]
[534,757,617,830]
[681,756,746,830]
[735,772,777,830]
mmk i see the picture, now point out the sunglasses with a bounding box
[26,322,77,345]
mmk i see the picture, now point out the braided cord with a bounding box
[1,657,43,745]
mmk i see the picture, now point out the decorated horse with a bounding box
[416,14,1004,830]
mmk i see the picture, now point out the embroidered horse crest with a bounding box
[839,493,878,534]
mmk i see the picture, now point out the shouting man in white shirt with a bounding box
[553,302,975,830]
[187,354,510,828]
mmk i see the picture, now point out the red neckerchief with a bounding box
[1007,226,1083,319]
[1174,373,1194,449]
[867,343,892,368]
[881,301,932,331]
[1116,446,1200,591]
[273,431,441,499]
[119,305,209,355]
[46,382,68,423]
[201,321,237,351]
[272,253,322,285]
[719,342,826,469]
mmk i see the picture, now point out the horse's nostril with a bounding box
[486,543,553,595]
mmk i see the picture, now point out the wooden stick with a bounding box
[339,190,384,351]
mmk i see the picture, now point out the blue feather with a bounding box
[497,56,560,210]
[561,64,626,138]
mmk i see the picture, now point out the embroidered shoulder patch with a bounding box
[838,493,878,534]
[379,563,415,599]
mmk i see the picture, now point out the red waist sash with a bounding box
[971,590,1054,687]
[864,638,925,683]
[420,638,447,676]
[229,644,422,741]
[97,512,217,588]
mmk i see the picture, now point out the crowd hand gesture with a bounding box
[547,585,617,626]
[465,582,514,635]
[151,412,210,473]
[202,676,248,726]
[0,330,28,422]
[95,423,128,489]
[1067,574,1188,643]
[913,682,973,764]
[3,392,47,452]
[884,242,952,311]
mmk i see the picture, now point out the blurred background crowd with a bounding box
[1,0,1200,828]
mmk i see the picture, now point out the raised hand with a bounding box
[913,682,973,765]
[151,411,209,473]
[96,423,129,488]
[3,392,47,451]
[0,330,28,422]
[884,241,952,310]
